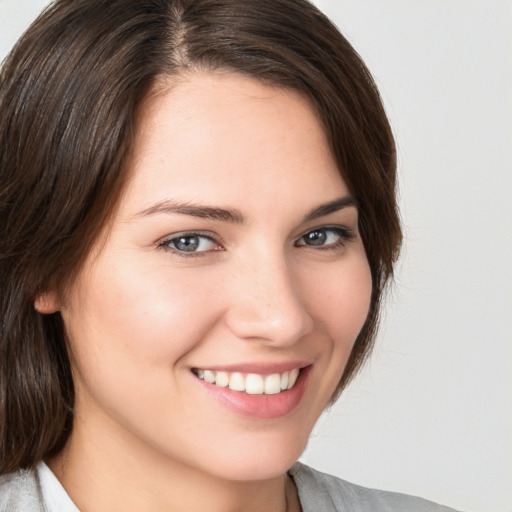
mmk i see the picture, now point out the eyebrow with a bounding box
[135,201,245,223]
[302,196,357,222]
[134,195,356,224]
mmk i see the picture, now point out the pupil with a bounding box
[306,230,325,245]
[176,236,199,252]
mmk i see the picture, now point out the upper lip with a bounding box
[191,361,312,375]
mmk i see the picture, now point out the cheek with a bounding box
[72,260,217,346]
[305,258,373,347]
[62,260,224,403]
[300,257,372,408]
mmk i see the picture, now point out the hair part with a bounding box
[0,0,401,473]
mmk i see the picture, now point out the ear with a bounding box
[34,290,60,314]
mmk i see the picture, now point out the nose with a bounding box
[223,251,314,346]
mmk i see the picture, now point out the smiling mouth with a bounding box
[191,368,300,395]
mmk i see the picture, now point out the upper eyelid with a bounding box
[156,224,354,249]
[158,230,221,246]
[157,232,223,258]
[295,225,354,244]
[297,225,352,238]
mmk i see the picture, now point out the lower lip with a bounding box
[195,366,311,419]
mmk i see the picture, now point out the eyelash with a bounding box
[157,226,354,258]
[158,232,220,257]
[295,226,354,250]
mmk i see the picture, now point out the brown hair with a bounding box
[0,0,401,473]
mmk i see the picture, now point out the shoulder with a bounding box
[0,468,46,512]
[289,462,462,512]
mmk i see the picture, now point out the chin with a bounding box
[197,423,313,483]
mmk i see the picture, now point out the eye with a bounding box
[159,233,221,254]
[295,227,351,248]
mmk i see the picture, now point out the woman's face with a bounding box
[53,72,372,481]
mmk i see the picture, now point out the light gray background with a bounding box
[1,1,511,511]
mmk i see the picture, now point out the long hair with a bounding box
[0,0,401,473]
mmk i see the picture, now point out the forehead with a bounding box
[120,70,346,217]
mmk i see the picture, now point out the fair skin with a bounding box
[36,71,372,512]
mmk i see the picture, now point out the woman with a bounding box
[0,0,460,510]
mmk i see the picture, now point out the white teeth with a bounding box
[264,373,281,395]
[228,372,245,391]
[194,368,302,395]
[245,374,264,395]
[280,371,289,390]
[215,371,229,388]
[288,368,299,390]
[203,370,215,384]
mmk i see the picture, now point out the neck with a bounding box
[48,414,300,512]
